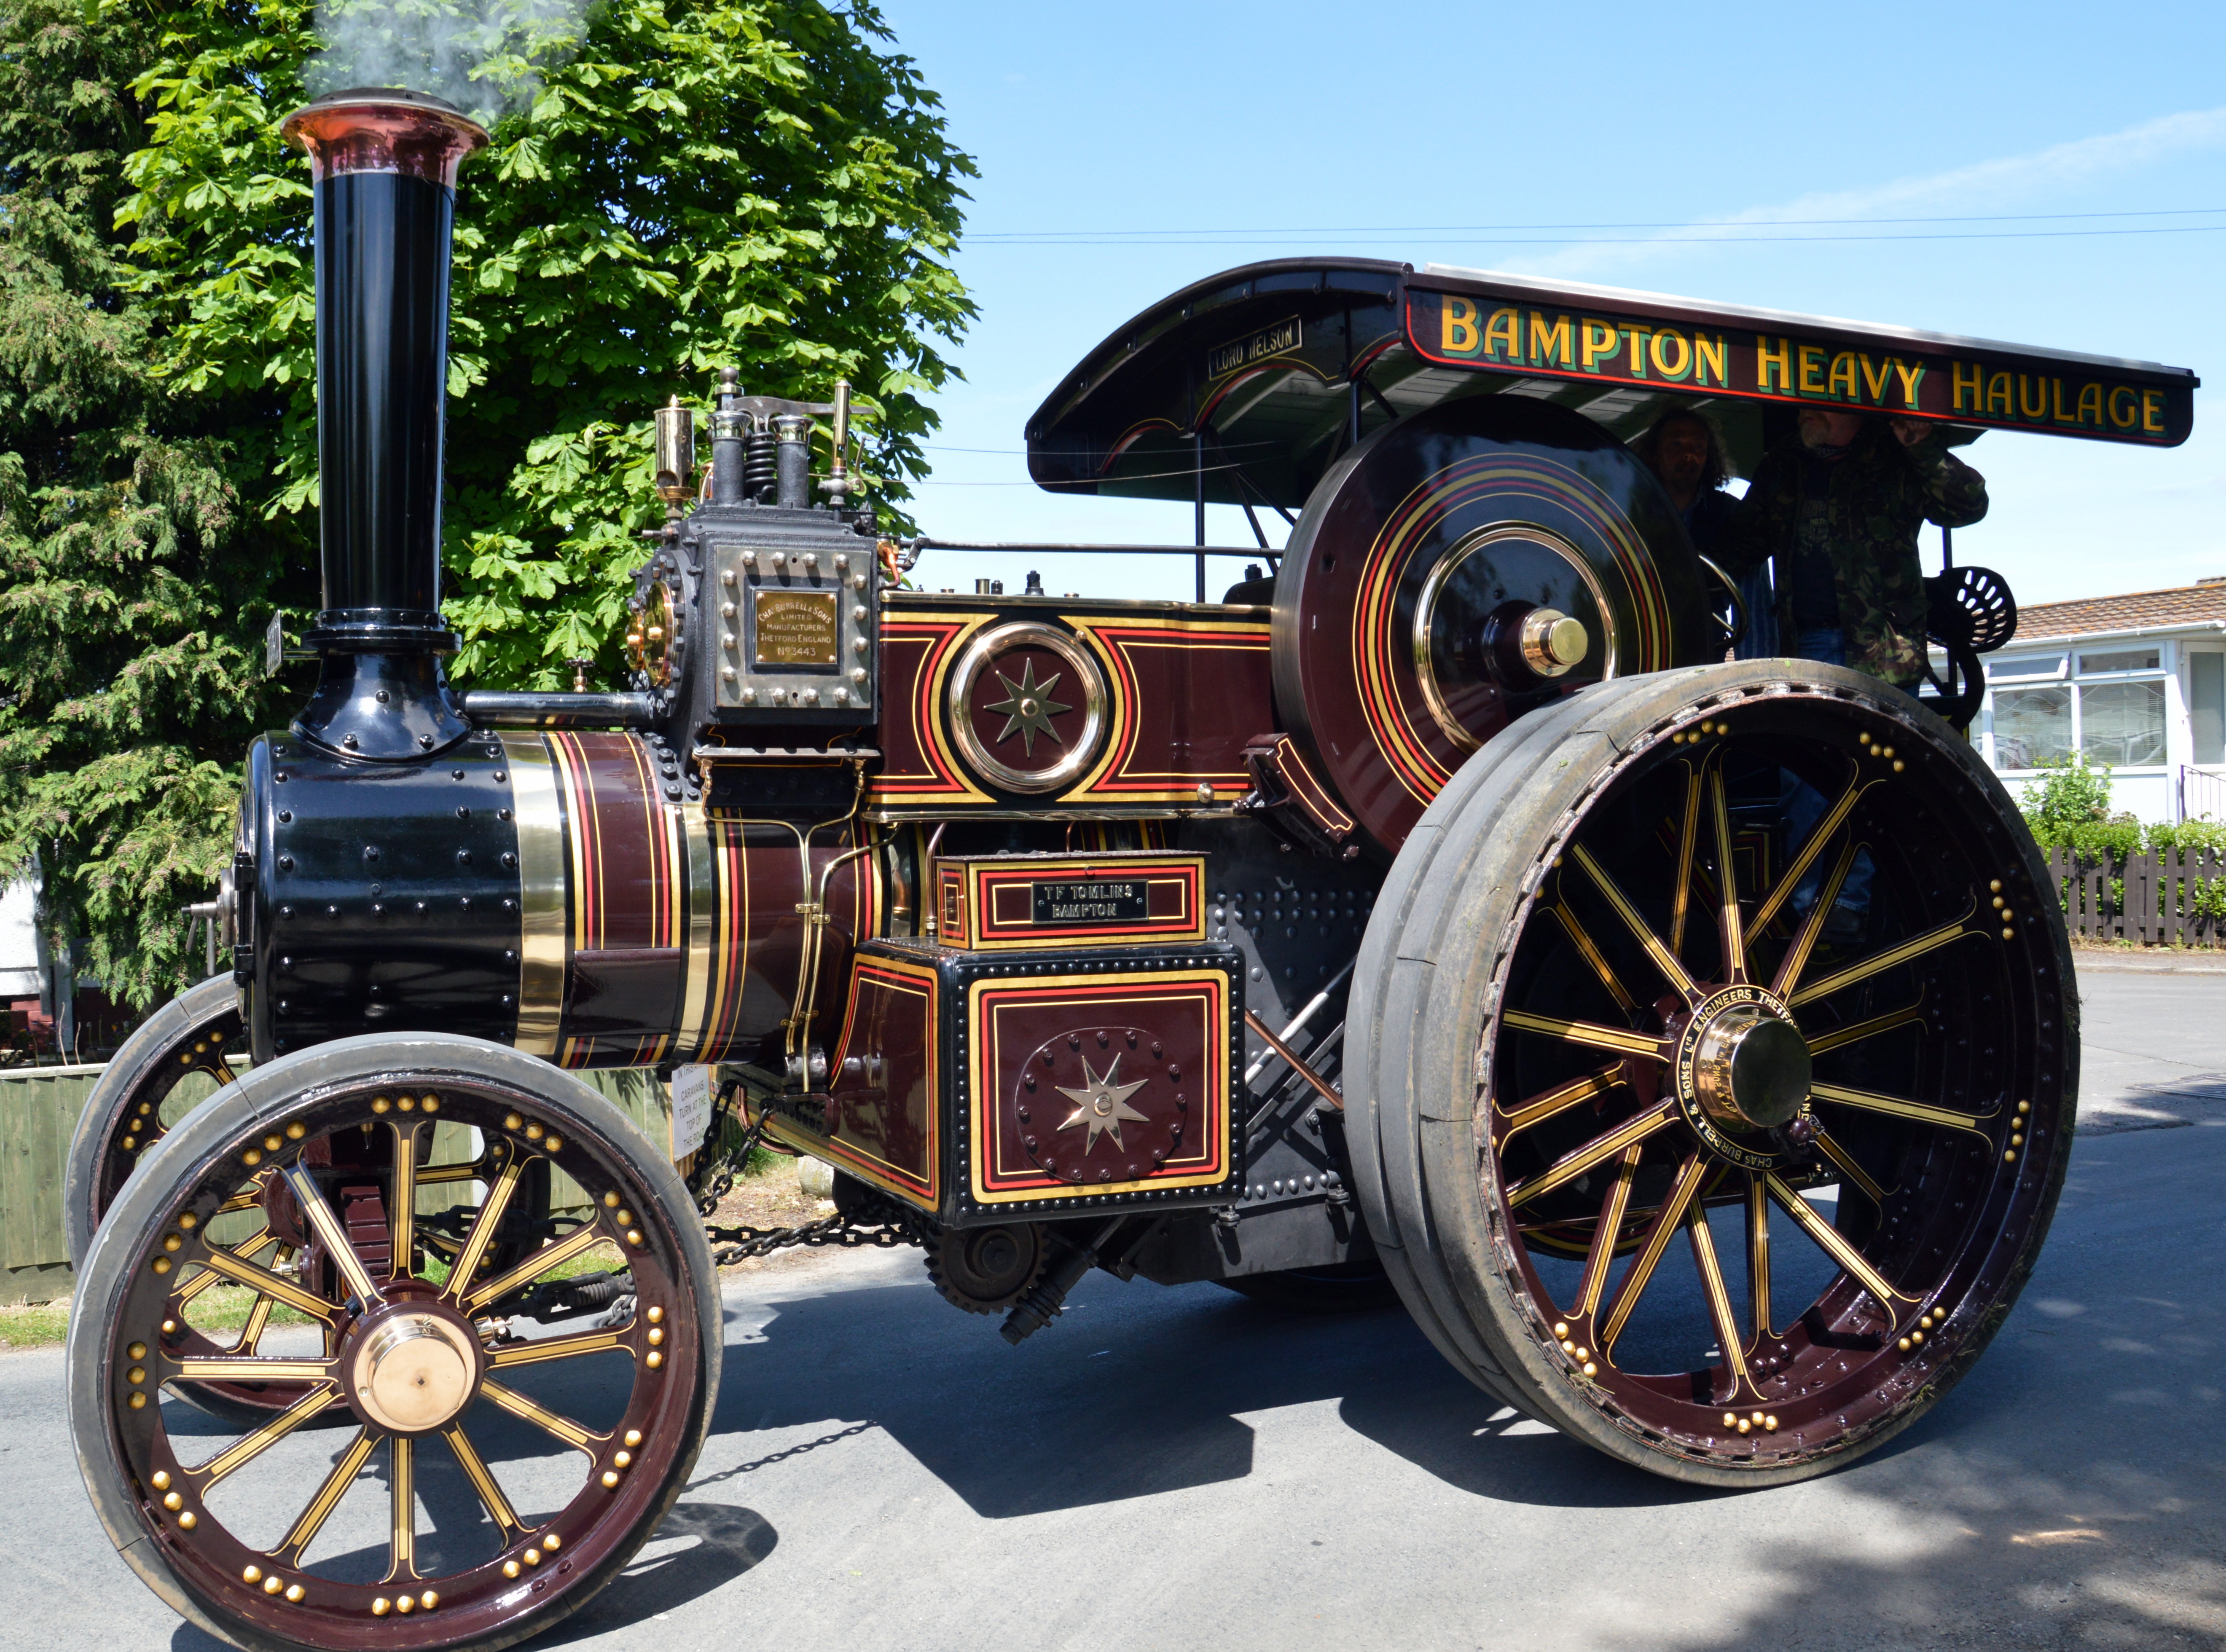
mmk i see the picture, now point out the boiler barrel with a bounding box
[241,730,877,1067]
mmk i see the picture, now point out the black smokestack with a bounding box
[281,88,487,760]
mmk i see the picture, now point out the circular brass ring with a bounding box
[948,622,1108,794]
[1412,523,1617,752]
[346,1308,482,1434]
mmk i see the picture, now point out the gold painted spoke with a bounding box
[479,1377,607,1455]
[462,1222,608,1315]
[271,1428,377,1567]
[172,1357,336,1383]
[1810,1081,1997,1138]
[415,1160,489,1189]
[1752,773,1874,934]
[485,1325,630,1370]
[444,1156,527,1305]
[1686,1201,1752,1390]
[196,1248,341,1324]
[1509,1100,1678,1210]
[228,1265,283,1355]
[216,1183,266,1215]
[1670,768,1702,955]
[183,1384,341,1489]
[1805,1000,1926,1057]
[390,1122,419,1279]
[1710,772,1746,984]
[1746,1174,1772,1343]
[1788,904,1981,1009]
[1547,904,1638,1016]
[1573,1145,1642,1320]
[1764,1172,1910,1303]
[442,1424,525,1539]
[174,1227,278,1307]
[1571,843,1700,1001]
[1496,1065,1625,1147]
[1771,839,1858,1000]
[387,1435,416,1582]
[1812,1126,1892,1207]
[1501,1009,1665,1060]
[1598,1152,1708,1354]
[280,1162,384,1306]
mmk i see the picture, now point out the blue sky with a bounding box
[873,1,2225,607]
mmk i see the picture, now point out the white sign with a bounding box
[669,1065,714,1160]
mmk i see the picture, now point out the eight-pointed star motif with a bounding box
[984,658,1071,757]
[1054,1053,1150,1153]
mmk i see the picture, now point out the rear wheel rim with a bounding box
[94,1068,704,1647]
[1483,687,2067,1469]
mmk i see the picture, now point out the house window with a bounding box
[2078,648,2160,674]
[1992,685,2073,769]
[2080,680,2167,766]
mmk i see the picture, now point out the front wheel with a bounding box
[67,1033,720,1652]
[1348,660,2075,1486]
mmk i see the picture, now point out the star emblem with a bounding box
[1054,1054,1150,1153]
[984,658,1071,756]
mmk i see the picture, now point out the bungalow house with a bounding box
[1975,578,2226,824]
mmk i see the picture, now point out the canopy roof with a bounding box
[1024,259,2199,512]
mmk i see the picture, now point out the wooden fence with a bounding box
[2046,846,2226,947]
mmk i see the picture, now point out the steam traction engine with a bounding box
[63,89,2198,1652]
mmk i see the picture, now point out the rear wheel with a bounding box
[67,1033,719,1651]
[1348,660,2075,1485]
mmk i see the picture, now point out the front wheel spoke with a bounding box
[1751,772,1874,935]
[1745,1174,1772,1342]
[1686,1201,1753,1392]
[1764,1172,1910,1304]
[1804,999,1926,1057]
[442,1424,525,1539]
[280,1162,384,1306]
[1810,1081,1997,1138]
[184,1383,341,1489]
[414,1158,491,1190]
[1510,1100,1678,1210]
[174,1227,278,1307]
[486,1325,630,1370]
[228,1253,290,1354]
[387,1435,416,1582]
[1771,837,1858,1000]
[1788,902,1982,1009]
[172,1357,335,1383]
[271,1428,377,1566]
[1669,767,1703,955]
[479,1377,608,1455]
[1571,843,1699,1000]
[1710,771,1746,983]
[443,1157,528,1304]
[196,1248,341,1325]
[1573,1145,1643,1319]
[1501,1009,1665,1061]
[463,1223,607,1316]
[1495,1064,1625,1147]
[1547,903,1638,1016]
[1812,1125,1893,1206]
[390,1122,419,1279]
[1598,1152,1708,1354]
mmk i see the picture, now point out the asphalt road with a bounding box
[5,961,2222,1652]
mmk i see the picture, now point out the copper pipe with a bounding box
[1243,1009,1343,1111]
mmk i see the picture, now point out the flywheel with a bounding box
[1272,396,1714,854]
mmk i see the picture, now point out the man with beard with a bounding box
[1634,408,1771,657]
[1717,408,1988,688]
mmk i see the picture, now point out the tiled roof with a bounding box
[2013,581,2226,640]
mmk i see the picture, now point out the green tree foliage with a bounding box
[0,0,973,1009]
[2017,754,2143,860]
[0,0,303,1011]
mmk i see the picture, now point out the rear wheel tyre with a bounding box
[1216,1259,1402,1312]
[1346,660,2076,1486]
[67,1032,721,1652]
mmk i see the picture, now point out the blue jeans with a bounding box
[1793,626,1846,667]
[1783,626,1873,933]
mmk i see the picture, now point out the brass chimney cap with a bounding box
[282,87,489,188]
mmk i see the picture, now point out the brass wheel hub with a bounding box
[1671,984,1815,1169]
[343,1298,484,1435]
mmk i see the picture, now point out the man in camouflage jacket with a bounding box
[1716,410,1988,686]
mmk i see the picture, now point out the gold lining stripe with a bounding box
[1571,842,1699,999]
[198,1250,338,1322]
[1810,1081,1997,1137]
[677,796,715,1060]
[190,1384,338,1486]
[1806,1001,1927,1057]
[1765,1172,1906,1303]
[443,1424,523,1534]
[1575,1145,1643,1319]
[485,1326,630,1369]
[281,1164,382,1304]
[1752,775,1875,933]
[1710,771,1746,982]
[1746,1173,1773,1340]
[1789,905,1977,1008]
[502,732,568,1059]
[464,1223,610,1315]
[480,1378,604,1453]
[1501,1009,1663,1059]
[1773,838,1860,998]
[171,1359,333,1383]
[1496,1064,1624,1142]
[388,1435,415,1581]
[446,1159,526,1302]
[174,1227,276,1306]
[1547,904,1638,1015]
[275,1428,376,1561]
[1509,1099,1678,1208]
[1670,767,1702,955]
[1813,1126,1891,1206]
[1599,1153,1708,1352]
[1686,1201,1751,1389]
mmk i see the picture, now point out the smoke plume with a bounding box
[305,0,588,122]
